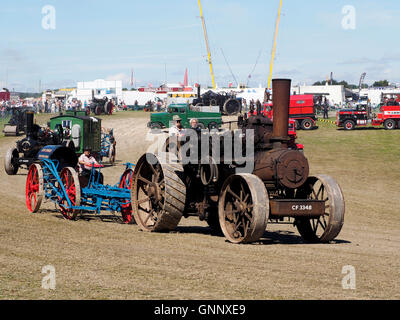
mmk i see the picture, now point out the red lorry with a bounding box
[371,105,400,130]
[288,94,318,130]
[337,96,400,130]
[337,104,400,130]
[249,94,318,130]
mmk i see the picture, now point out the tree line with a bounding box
[313,79,391,89]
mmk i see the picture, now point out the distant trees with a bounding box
[18,92,42,99]
[313,79,359,89]
[372,80,389,87]
[313,79,392,89]
[312,79,372,89]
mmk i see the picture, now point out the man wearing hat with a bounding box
[169,115,184,136]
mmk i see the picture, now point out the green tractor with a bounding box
[147,104,222,130]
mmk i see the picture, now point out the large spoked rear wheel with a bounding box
[219,173,269,244]
[26,164,44,213]
[95,106,102,115]
[4,147,19,175]
[58,167,81,220]
[295,174,345,243]
[119,168,135,224]
[132,153,186,232]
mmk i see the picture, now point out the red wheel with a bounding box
[119,168,134,224]
[344,120,355,131]
[58,167,81,220]
[26,164,44,213]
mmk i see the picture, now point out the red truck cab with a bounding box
[248,95,317,130]
[372,105,400,130]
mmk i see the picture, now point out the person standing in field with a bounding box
[323,100,329,119]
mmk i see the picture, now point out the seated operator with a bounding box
[78,147,103,184]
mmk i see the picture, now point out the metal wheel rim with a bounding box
[119,169,134,224]
[345,121,353,130]
[58,167,81,220]
[26,164,44,213]
[132,153,185,232]
[219,174,268,244]
[303,120,312,129]
[386,120,395,129]
[4,148,19,175]
[295,175,345,242]
[133,157,165,230]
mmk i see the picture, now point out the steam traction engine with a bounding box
[192,88,242,115]
[2,107,34,136]
[132,79,345,244]
[88,90,114,115]
[4,111,65,175]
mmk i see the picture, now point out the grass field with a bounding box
[0,113,399,300]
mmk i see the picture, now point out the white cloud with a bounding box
[105,72,129,82]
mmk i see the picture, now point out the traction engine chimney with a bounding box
[271,79,291,149]
[26,111,34,138]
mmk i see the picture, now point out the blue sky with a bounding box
[1,0,399,91]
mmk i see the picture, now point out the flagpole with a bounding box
[198,0,216,89]
[268,0,283,89]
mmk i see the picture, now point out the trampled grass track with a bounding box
[0,111,399,300]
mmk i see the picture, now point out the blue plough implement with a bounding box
[25,157,135,223]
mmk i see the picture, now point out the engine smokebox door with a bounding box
[276,150,309,189]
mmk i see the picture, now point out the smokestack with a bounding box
[271,78,291,148]
[26,111,34,138]
[197,84,201,98]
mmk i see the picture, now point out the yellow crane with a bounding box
[197,0,216,89]
[268,0,283,89]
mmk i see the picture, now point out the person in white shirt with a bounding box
[169,115,184,136]
[78,147,103,184]
[78,147,99,172]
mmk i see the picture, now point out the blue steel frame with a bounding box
[41,158,74,210]
[100,130,114,158]
[39,159,135,215]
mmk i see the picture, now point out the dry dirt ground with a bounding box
[0,112,399,300]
